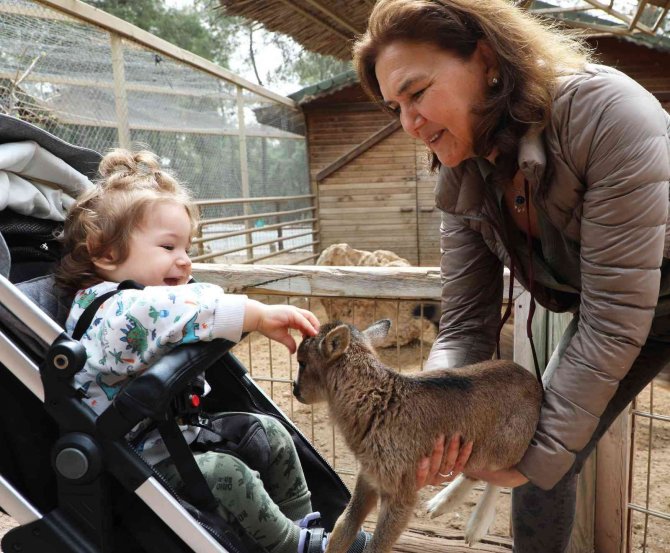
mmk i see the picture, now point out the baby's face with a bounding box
[101,202,193,287]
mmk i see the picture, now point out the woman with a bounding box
[353,0,670,551]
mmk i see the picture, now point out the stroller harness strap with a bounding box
[71,279,144,341]
[157,418,219,512]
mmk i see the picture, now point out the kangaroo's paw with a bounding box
[425,475,478,519]
[464,483,499,546]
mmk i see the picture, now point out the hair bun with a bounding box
[99,149,162,181]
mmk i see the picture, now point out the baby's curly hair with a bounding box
[55,148,199,296]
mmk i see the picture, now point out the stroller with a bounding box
[0,114,350,553]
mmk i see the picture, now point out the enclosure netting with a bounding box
[0,0,309,223]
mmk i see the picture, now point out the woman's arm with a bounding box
[425,210,504,370]
[518,70,670,490]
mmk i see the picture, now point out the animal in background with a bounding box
[293,320,542,552]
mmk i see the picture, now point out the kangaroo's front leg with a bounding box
[367,491,415,553]
[326,474,378,553]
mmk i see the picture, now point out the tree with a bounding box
[83,0,242,68]
[252,30,352,90]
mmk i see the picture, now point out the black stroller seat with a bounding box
[0,114,349,553]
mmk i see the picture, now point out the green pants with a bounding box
[155,414,312,553]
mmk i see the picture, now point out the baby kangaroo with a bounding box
[293,320,542,553]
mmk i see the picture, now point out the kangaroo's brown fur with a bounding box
[293,320,542,553]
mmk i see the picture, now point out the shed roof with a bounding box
[288,70,358,104]
[218,0,670,59]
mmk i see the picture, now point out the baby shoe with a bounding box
[297,512,371,553]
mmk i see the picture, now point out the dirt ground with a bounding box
[1,297,668,551]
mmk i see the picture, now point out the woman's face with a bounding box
[375,40,495,167]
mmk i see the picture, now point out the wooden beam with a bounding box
[532,6,592,15]
[199,207,316,228]
[237,85,253,261]
[653,6,669,32]
[580,0,657,34]
[110,35,131,149]
[195,194,314,207]
[275,0,351,41]
[629,0,649,31]
[191,264,521,301]
[595,412,630,553]
[193,218,317,245]
[191,230,315,262]
[193,263,443,298]
[301,0,364,35]
[36,0,297,108]
[316,119,402,182]
[242,240,320,264]
[0,71,275,104]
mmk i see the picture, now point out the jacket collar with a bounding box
[435,126,547,216]
[518,129,546,186]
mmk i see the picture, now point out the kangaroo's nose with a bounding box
[292,381,300,400]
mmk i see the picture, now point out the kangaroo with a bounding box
[293,320,542,553]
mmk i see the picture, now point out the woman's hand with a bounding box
[416,433,473,489]
[466,467,528,488]
[244,300,320,353]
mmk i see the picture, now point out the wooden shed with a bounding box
[292,75,438,265]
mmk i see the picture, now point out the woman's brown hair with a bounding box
[353,0,592,177]
[55,149,198,296]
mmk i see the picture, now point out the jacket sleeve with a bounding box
[80,282,247,376]
[517,71,670,489]
[425,211,503,370]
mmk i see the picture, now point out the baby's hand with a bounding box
[244,300,319,353]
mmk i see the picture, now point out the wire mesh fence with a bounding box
[628,383,670,553]
[0,0,309,205]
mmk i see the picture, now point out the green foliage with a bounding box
[84,0,241,68]
[267,34,352,87]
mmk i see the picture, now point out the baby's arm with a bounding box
[85,284,319,376]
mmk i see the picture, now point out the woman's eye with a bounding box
[412,88,425,101]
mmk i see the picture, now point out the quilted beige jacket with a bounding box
[426,64,670,490]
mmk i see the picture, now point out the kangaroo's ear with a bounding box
[319,324,351,362]
[363,319,391,346]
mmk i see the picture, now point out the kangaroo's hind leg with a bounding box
[326,474,377,553]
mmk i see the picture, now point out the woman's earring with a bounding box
[490,76,499,87]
